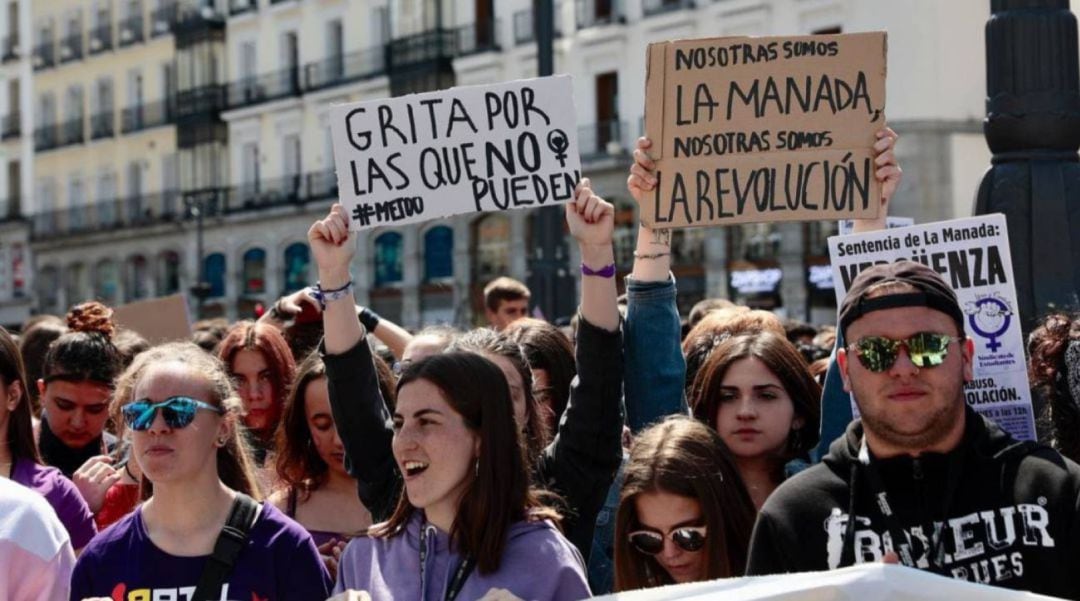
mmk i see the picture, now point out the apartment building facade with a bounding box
[0,0,996,329]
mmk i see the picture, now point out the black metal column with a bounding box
[976,0,1080,332]
[528,0,575,323]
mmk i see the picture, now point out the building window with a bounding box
[374,232,403,287]
[65,262,85,306]
[242,247,266,295]
[613,197,636,270]
[471,214,511,282]
[125,255,149,301]
[94,259,119,304]
[158,250,181,295]
[37,266,60,312]
[283,242,309,294]
[205,252,225,298]
[423,226,453,281]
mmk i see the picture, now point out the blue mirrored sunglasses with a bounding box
[121,396,224,431]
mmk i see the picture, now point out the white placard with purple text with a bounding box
[827,214,1035,441]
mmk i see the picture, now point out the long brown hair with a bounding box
[0,326,42,464]
[689,331,821,468]
[369,351,558,575]
[448,329,551,463]
[112,342,262,500]
[614,416,755,591]
[1030,313,1080,462]
[275,345,397,500]
[504,318,576,433]
[217,320,297,421]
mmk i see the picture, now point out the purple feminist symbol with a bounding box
[547,129,569,168]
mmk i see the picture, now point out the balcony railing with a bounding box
[88,24,113,54]
[34,124,59,151]
[174,85,226,119]
[304,46,386,91]
[31,169,337,240]
[578,119,629,160]
[229,0,256,16]
[388,28,457,71]
[60,118,85,146]
[643,0,696,17]
[32,191,183,239]
[513,7,563,45]
[121,99,175,133]
[456,19,501,55]
[91,112,114,139]
[150,1,178,37]
[576,0,625,29]
[2,113,20,140]
[33,41,54,70]
[119,15,145,46]
[59,33,83,63]
[2,35,18,62]
[225,66,301,109]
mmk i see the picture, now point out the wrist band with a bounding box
[633,250,671,260]
[358,307,381,332]
[581,262,616,278]
[313,280,354,310]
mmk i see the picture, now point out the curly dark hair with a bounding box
[1030,313,1080,462]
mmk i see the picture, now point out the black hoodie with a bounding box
[747,406,1080,600]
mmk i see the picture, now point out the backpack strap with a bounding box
[191,493,261,601]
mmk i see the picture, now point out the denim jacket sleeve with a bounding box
[320,339,401,521]
[623,274,689,433]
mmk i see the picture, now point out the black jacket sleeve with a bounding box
[537,315,625,560]
[745,508,796,575]
[321,339,401,521]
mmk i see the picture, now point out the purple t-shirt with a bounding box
[10,458,96,550]
[70,500,332,601]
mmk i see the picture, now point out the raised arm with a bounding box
[309,205,400,519]
[621,137,688,432]
[538,180,625,558]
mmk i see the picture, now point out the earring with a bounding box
[474,457,479,477]
[217,438,227,447]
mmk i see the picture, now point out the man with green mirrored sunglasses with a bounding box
[747,261,1080,601]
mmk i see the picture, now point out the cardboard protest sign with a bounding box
[827,214,1036,441]
[330,76,581,230]
[640,32,887,228]
[112,294,192,345]
[592,563,1059,600]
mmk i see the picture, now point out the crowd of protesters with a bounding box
[0,123,1078,601]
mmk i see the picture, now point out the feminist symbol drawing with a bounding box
[964,294,1013,353]
[547,129,569,167]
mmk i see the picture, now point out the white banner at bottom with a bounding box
[592,564,1064,601]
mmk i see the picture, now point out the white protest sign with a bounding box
[330,75,581,230]
[838,215,915,235]
[827,214,1036,441]
[593,563,1062,600]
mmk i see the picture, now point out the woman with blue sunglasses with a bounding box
[71,342,332,600]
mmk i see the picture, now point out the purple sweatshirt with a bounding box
[335,512,591,600]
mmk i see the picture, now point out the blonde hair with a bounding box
[112,342,262,500]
